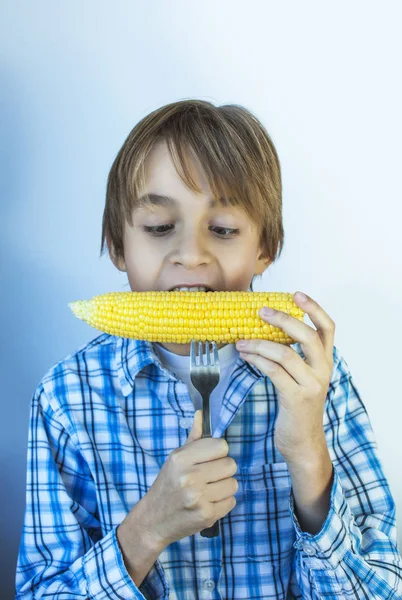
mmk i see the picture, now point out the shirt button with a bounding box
[202,579,215,591]
[303,544,317,556]
[179,417,192,429]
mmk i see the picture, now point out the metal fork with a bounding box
[190,340,221,538]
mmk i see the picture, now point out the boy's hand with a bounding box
[235,291,335,464]
[138,410,238,549]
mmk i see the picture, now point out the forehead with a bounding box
[136,141,233,210]
[134,141,253,221]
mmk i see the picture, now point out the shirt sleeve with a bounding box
[15,384,169,600]
[288,346,402,599]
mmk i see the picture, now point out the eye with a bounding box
[142,225,174,236]
[142,225,239,238]
[211,226,239,237]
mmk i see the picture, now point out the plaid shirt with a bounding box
[16,333,402,599]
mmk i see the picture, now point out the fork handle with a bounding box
[200,391,212,438]
[199,392,220,537]
[201,519,220,538]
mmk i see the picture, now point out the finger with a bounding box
[197,456,238,484]
[183,432,230,466]
[184,410,202,444]
[239,351,299,407]
[184,411,230,463]
[292,292,335,364]
[237,341,314,388]
[246,307,324,372]
[205,477,239,502]
[256,292,334,368]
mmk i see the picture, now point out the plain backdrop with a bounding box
[1,1,401,596]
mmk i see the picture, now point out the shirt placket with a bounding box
[193,533,223,600]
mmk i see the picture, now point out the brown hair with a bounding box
[100,99,284,290]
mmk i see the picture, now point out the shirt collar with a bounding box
[114,335,266,397]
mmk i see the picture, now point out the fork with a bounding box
[190,340,221,538]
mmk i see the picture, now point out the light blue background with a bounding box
[2,1,402,597]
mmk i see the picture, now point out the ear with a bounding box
[254,250,272,276]
[107,235,127,272]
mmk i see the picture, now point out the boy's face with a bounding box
[110,140,271,356]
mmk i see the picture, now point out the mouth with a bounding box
[168,285,214,292]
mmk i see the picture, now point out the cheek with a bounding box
[221,252,256,282]
[124,232,155,262]
[124,241,162,282]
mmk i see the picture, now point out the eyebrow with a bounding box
[135,193,228,211]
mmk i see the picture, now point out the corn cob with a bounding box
[69,291,304,345]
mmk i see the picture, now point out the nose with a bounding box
[170,229,210,268]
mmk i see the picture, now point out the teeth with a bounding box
[172,286,210,292]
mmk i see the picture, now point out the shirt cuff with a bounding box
[138,560,169,600]
[289,467,354,570]
[83,526,169,599]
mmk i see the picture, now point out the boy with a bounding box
[16,100,402,599]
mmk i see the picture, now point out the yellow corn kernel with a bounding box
[69,291,304,344]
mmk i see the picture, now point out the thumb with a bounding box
[185,410,203,444]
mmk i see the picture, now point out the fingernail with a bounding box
[261,307,275,317]
[296,292,307,302]
[237,340,248,348]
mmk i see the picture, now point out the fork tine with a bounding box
[190,341,219,365]
[190,339,196,366]
[205,341,210,365]
[206,341,217,366]
[212,341,218,367]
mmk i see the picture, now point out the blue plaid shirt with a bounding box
[16,333,402,599]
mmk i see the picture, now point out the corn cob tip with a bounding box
[69,300,92,322]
